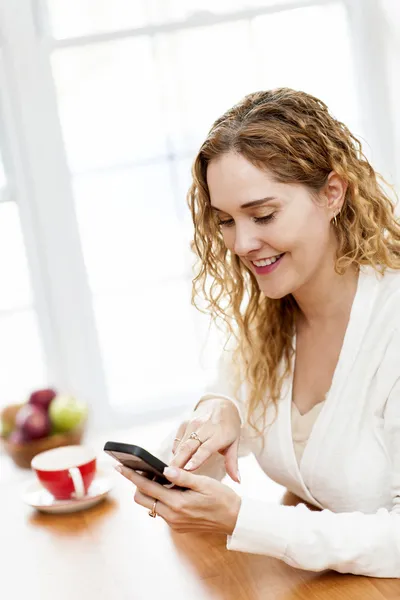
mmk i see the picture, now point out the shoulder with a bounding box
[369,265,400,294]
[377,267,400,292]
[364,266,400,328]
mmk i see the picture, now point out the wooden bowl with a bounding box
[0,423,86,469]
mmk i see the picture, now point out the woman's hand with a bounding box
[170,398,242,483]
[115,464,241,536]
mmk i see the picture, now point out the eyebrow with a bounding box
[211,197,277,212]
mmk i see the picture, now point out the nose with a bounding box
[233,222,263,257]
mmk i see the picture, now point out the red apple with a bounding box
[28,388,57,412]
[16,404,51,441]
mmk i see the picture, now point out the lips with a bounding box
[252,253,283,267]
[251,253,285,275]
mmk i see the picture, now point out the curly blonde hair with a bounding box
[188,88,400,436]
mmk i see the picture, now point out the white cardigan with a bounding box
[158,265,400,578]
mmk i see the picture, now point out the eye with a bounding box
[217,218,235,228]
[254,213,276,224]
[217,212,276,228]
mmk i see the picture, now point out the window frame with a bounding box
[0,0,395,428]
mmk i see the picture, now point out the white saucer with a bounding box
[22,469,114,514]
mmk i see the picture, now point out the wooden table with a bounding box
[1,418,400,599]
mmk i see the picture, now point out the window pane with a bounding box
[51,38,168,173]
[252,3,360,135]
[0,310,47,409]
[174,156,196,237]
[0,202,34,311]
[46,0,150,39]
[73,163,189,294]
[155,20,257,155]
[94,280,207,412]
[75,158,225,412]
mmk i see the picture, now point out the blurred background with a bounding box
[0,0,399,433]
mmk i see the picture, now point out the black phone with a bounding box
[103,441,188,491]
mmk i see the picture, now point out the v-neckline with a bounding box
[291,398,326,418]
[280,265,380,506]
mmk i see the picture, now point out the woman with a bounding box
[116,88,400,577]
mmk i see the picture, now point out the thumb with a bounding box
[223,438,241,483]
[163,466,205,492]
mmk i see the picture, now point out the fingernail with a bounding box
[185,460,195,470]
[115,465,122,473]
[164,467,178,478]
[237,472,241,483]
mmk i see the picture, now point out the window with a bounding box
[48,1,361,413]
[0,0,395,422]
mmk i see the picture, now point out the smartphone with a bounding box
[103,441,188,491]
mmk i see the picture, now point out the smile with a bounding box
[251,253,285,275]
[252,254,283,267]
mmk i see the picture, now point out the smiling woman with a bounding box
[189,88,400,430]
[130,87,400,579]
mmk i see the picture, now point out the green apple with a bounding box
[49,394,88,432]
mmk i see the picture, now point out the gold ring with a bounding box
[189,432,203,444]
[148,499,158,518]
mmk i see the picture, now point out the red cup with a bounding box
[31,445,97,500]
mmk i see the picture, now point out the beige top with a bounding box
[291,399,326,465]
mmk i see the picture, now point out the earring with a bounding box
[332,211,339,227]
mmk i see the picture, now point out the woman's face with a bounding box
[206,152,341,299]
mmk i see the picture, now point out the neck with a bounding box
[292,261,359,327]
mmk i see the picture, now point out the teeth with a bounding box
[253,254,282,267]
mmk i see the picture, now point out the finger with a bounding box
[170,429,210,469]
[172,421,188,455]
[182,439,218,471]
[134,490,181,529]
[133,489,170,519]
[163,466,206,492]
[223,438,241,483]
[133,488,154,509]
[115,465,180,507]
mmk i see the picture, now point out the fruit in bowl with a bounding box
[49,394,88,433]
[0,389,88,469]
[28,388,57,412]
[16,403,52,440]
[0,403,24,438]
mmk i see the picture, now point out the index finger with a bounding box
[170,433,209,469]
